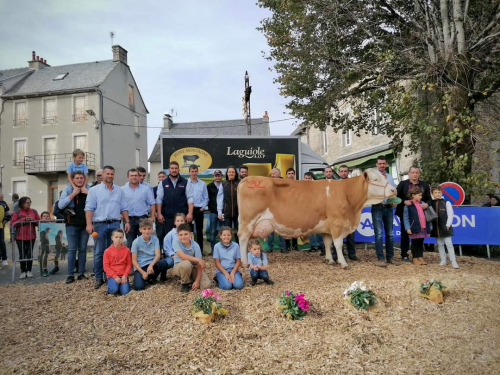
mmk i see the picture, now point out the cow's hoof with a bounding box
[340,263,349,269]
[326,260,335,265]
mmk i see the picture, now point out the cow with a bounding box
[182,154,200,166]
[237,168,396,268]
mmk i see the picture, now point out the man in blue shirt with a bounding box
[156,161,192,235]
[186,165,209,254]
[85,165,130,289]
[370,156,397,268]
[206,170,224,254]
[122,168,155,248]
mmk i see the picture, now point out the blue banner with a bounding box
[354,207,500,245]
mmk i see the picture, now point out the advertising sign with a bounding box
[162,136,300,181]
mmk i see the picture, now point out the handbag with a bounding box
[424,206,438,222]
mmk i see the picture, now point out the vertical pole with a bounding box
[244,71,252,136]
[459,245,462,256]
[486,244,491,259]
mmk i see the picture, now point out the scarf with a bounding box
[412,200,426,230]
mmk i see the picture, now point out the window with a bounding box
[43,137,57,172]
[53,73,68,80]
[128,85,134,106]
[13,139,27,167]
[13,180,27,198]
[14,102,27,126]
[135,149,140,167]
[320,130,328,155]
[73,134,88,152]
[73,96,87,122]
[134,115,140,133]
[43,98,57,124]
[344,130,352,147]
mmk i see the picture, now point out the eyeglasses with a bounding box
[97,175,103,177]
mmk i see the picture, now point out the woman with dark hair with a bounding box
[222,166,240,243]
[50,230,64,274]
[491,196,500,206]
[11,196,40,279]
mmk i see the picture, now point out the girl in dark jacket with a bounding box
[403,188,432,265]
[222,166,240,243]
[429,186,459,269]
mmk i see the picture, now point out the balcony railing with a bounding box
[24,152,98,175]
[13,160,24,167]
[42,116,58,124]
[13,118,28,127]
[73,113,88,122]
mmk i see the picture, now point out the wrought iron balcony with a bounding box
[72,112,88,122]
[13,118,28,127]
[42,116,58,124]
[24,152,98,175]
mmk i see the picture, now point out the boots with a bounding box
[419,258,427,265]
[412,257,420,265]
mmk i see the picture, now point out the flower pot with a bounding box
[193,311,216,324]
[420,287,446,304]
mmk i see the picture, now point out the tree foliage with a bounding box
[258,0,500,192]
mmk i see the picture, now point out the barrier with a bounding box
[353,206,500,257]
[11,219,65,282]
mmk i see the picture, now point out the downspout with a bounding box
[95,88,104,168]
[0,97,12,189]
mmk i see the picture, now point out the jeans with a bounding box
[93,221,120,281]
[0,228,7,261]
[66,226,89,276]
[371,205,394,260]
[133,259,171,290]
[267,233,286,251]
[16,239,35,273]
[107,278,131,295]
[224,217,239,243]
[309,234,324,249]
[286,238,298,249]
[126,217,144,248]
[249,269,270,282]
[216,269,244,290]
[155,219,167,251]
[209,213,223,251]
[346,232,356,258]
[191,208,205,252]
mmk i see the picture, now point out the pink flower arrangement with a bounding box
[201,289,221,300]
[278,290,311,320]
[295,293,310,311]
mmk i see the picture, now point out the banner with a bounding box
[354,207,500,245]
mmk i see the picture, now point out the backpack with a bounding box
[53,200,65,220]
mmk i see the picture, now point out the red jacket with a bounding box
[103,245,132,278]
[11,208,40,240]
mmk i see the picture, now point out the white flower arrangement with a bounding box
[343,281,368,297]
[343,281,377,311]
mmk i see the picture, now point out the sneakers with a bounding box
[49,266,59,275]
[451,261,459,269]
[42,269,49,277]
[64,208,76,216]
[2,260,7,266]
[26,271,33,278]
[376,260,387,268]
[250,279,257,286]
[386,258,398,265]
[264,278,275,285]
[180,284,191,293]
[77,274,88,280]
[19,272,27,279]
[66,276,75,284]
[402,257,411,263]
[148,279,158,286]
[94,279,105,289]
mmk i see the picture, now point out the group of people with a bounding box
[3,146,482,290]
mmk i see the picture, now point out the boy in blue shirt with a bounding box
[213,226,244,290]
[247,239,274,286]
[160,213,185,281]
[131,219,171,290]
[65,149,89,215]
[171,224,212,293]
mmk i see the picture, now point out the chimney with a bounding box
[28,51,50,70]
[112,45,128,65]
[163,113,173,131]
[263,111,269,119]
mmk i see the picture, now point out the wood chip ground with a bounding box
[2,250,500,374]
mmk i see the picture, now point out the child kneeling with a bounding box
[131,219,172,291]
[172,224,212,293]
[103,229,131,295]
[213,226,244,290]
[247,239,274,286]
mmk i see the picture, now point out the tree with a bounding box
[258,0,500,192]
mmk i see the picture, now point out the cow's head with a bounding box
[363,168,397,205]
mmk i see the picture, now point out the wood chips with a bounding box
[1,249,500,374]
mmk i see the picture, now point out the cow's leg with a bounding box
[322,233,334,264]
[237,227,251,267]
[333,236,348,269]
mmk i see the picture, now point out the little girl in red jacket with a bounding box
[103,229,132,295]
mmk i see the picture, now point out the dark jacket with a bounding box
[160,175,188,218]
[396,179,431,217]
[404,203,432,235]
[65,193,87,228]
[222,179,239,218]
[429,198,454,238]
[207,181,222,214]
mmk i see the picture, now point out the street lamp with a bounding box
[86,109,98,129]
[244,71,252,135]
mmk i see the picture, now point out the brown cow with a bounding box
[237,168,396,268]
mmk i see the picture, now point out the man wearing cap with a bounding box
[207,170,224,254]
[186,165,209,252]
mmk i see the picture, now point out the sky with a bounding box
[0,0,298,156]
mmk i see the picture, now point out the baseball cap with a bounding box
[213,170,222,176]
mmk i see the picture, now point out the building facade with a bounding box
[0,46,148,213]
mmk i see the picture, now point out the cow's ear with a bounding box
[363,171,369,181]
